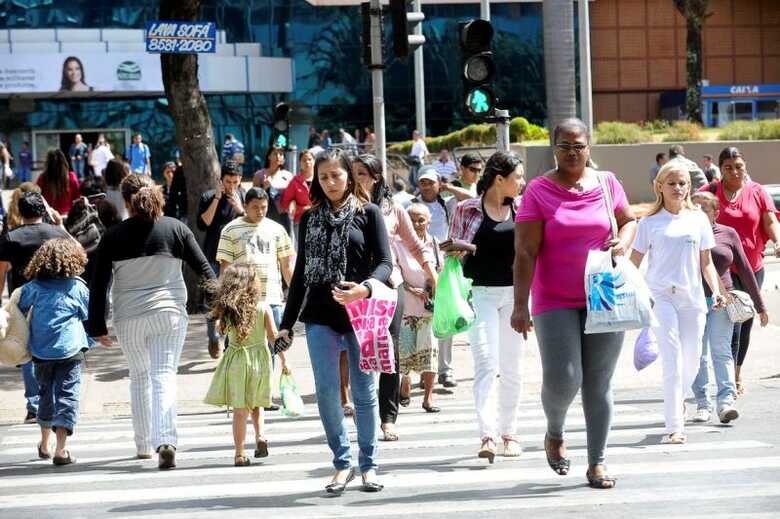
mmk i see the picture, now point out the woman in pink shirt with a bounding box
[700,147,780,394]
[512,118,637,489]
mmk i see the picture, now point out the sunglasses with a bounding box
[555,143,589,153]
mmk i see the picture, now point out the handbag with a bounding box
[725,290,755,323]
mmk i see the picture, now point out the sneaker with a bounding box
[718,406,739,424]
[692,408,711,423]
[23,412,37,424]
[158,444,176,470]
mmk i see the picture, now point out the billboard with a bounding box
[0,53,164,94]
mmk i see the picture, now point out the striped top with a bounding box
[216,217,294,305]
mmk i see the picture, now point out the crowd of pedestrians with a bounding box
[2,118,778,497]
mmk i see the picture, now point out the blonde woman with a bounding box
[630,162,725,445]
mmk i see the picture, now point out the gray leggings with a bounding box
[534,308,624,466]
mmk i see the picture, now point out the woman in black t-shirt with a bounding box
[449,151,526,463]
[278,149,392,494]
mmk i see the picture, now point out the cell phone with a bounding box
[87,193,106,201]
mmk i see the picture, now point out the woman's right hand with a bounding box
[759,312,769,327]
[510,304,533,340]
[277,329,290,342]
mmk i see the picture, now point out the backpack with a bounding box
[66,198,105,254]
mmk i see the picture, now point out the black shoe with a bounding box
[438,374,458,388]
[264,404,280,412]
[24,412,37,424]
[157,444,176,470]
[325,467,356,495]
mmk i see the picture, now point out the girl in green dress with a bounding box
[205,264,281,466]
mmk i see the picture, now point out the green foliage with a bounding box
[642,119,671,133]
[662,121,704,142]
[388,117,548,154]
[594,122,653,144]
[718,120,780,141]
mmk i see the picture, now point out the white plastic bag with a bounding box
[0,288,31,366]
[584,250,657,334]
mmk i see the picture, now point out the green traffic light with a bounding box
[276,134,288,148]
[467,88,492,115]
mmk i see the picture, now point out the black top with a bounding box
[197,188,245,263]
[463,203,515,287]
[280,203,393,334]
[86,216,215,336]
[163,169,188,220]
[0,223,71,292]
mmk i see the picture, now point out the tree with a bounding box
[159,0,221,309]
[674,0,711,124]
[542,0,577,140]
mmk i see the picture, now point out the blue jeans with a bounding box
[18,166,31,183]
[22,361,39,414]
[692,307,736,411]
[73,159,85,180]
[305,323,379,473]
[34,357,81,434]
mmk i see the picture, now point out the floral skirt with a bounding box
[399,315,438,375]
[204,342,272,410]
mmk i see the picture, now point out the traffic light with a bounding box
[460,19,496,118]
[389,0,425,60]
[270,102,290,149]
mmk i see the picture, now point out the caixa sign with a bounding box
[730,85,760,95]
[145,21,217,54]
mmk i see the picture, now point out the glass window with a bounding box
[757,100,780,120]
[734,101,753,121]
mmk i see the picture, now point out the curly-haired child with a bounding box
[204,264,283,466]
[19,238,104,465]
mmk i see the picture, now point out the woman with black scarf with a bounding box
[278,149,392,494]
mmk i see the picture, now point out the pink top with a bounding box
[515,172,628,316]
[384,202,435,288]
[699,181,775,273]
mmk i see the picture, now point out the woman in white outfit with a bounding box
[630,162,726,445]
[88,175,215,469]
[448,151,526,462]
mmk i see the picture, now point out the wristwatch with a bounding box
[361,281,373,298]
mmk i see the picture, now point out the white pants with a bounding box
[115,311,189,454]
[467,286,524,440]
[652,291,706,434]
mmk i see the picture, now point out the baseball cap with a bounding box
[416,165,440,183]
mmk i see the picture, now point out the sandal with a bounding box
[325,467,356,495]
[343,403,355,417]
[501,436,522,457]
[661,433,687,444]
[381,423,399,442]
[736,380,745,396]
[399,396,411,407]
[234,454,251,466]
[254,437,269,458]
[586,467,617,489]
[53,450,76,466]
[544,434,570,475]
[422,403,440,413]
[37,443,51,460]
[478,438,496,464]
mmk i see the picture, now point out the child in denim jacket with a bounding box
[18,238,100,465]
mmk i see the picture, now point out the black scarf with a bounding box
[304,195,358,285]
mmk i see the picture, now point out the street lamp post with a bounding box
[369,0,387,174]
[578,0,594,134]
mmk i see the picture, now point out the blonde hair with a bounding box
[647,161,697,217]
[8,182,42,230]
[207,264,261,342]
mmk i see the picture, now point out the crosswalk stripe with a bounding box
[0,412,665,455]
[2,455,779,509]
[0,440,769,490]
[0,406,652,446]
[0,425,686,467]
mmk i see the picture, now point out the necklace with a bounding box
[723,183,742,201]
[554,168,588,192]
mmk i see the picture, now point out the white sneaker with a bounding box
[692,408,711,423]
[718,406,739,424]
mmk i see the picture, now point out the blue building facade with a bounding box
[0,0,548,173]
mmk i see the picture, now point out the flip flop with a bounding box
[661,433,687,445]
[234,454,251,466]
[586,469,617,489]
[37,443,51,460]
[254,437,269,458]
[422,404,440,413]
[53,450,76,466]
[399,396,411,407]
[381,424,399,442]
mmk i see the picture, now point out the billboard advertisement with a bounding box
[0,53,164,94]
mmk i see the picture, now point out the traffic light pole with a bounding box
[413,0,426,137]
[369,0,388,176]
[494,108,510,152]
[480,0,490,21]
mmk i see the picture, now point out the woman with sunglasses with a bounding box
[512,118,636,489]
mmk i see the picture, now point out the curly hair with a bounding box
[207,264,261,342]
[25,238,87,280]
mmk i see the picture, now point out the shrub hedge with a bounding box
[594,122,653,144]
[662,121,704,142]
[718,120,780,141]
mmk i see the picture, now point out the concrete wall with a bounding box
[512,140,780,203]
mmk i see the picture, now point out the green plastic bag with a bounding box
[280,367,305,417]
[432,256,476,338]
